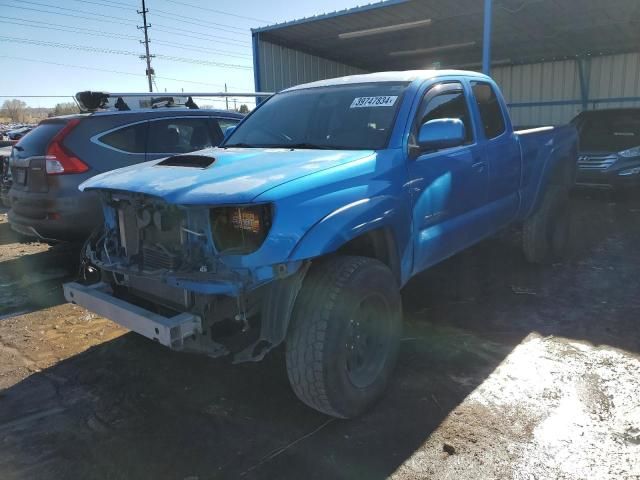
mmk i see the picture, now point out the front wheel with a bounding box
[285,256,402,418]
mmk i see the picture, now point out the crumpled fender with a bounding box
[288,194,411,276]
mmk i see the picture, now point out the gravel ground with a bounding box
[0,191,639,480]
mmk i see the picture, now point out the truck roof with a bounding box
[283,69,492,92]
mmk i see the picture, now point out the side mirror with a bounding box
[417,118,466,151]
[224,126,236,140]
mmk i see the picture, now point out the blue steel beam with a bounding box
[507,96,640,108]
[482,0,493,75]
[252,32,263,103]
[577,57,591,111]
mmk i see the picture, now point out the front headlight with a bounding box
[619,146,640,158]
[618,166,640,176]
[209,204,272,254]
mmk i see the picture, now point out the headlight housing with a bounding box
[619,146,640,158]
[209,204,272,254]
[618,166,640,176]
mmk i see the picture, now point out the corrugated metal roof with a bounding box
[253,0,640,70]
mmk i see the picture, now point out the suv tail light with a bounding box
[45,119,89,175]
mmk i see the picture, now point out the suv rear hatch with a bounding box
[10,118,88,218]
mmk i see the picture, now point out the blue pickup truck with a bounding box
[63,70,577,418]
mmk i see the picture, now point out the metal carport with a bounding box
[251,0,640,125]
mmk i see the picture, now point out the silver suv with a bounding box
[9,101,243,242]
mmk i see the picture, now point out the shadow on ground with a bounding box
[1,190,639,479]
[0,245,78,316]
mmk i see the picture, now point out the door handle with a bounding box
[472,161,486,172]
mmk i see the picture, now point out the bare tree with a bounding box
[1,99,28,123]
[53,102,80,116]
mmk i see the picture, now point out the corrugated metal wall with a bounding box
[493,59,582,127]
[589,53,640,109]
[256,39,366,92]
[255,43,640,126]
[494,53,640,126]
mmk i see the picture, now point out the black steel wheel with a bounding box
[286,256,402,418]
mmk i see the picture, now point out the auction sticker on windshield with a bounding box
[350,96,398,108]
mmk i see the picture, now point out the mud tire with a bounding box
[285,256,402,418]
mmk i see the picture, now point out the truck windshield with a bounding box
[577,110,640,152]
[224,82,409,150]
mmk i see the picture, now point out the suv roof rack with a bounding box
[75,91,274,112]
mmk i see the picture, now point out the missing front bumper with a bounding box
[63,281,202,350]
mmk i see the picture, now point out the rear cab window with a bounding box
[471,81,506,139]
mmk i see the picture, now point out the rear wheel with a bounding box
[523,185,571,264]
[285,256,402,418]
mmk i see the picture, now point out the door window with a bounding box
[471,82,506,139]
[99,123,147,153]
[147,118,214,154]
[211,118,240,144]
[216,118,240,133]
[411,85,474,150]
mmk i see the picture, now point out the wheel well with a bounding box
[335,228,400,282]
[549,154,576,187]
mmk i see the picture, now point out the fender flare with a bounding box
[287,195,403,263]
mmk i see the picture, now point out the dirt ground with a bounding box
[0,190,639,480]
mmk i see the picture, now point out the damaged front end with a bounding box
[65,190,307,362]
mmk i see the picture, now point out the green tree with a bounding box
[238,104,249,114]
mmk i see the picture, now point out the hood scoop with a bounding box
[156,155,215,168]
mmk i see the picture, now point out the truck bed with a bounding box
[515,124,578,219]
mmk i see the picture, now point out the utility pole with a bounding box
[225,83,229,110]
[137,0,154,92]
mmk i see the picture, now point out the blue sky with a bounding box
[0,0,366,108]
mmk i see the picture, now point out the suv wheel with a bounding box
[285,256,402,418]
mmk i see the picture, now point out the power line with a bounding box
[153,53,252,70]
[70,0,136,7]
[162,0,272,24]
[0,35,252,70]
[151,10,249,36]
[68,0,250,35]
[1,15,138,39]
[0,17,251,59]
[152,25,251,48]
[0,19,138,41]
[0,2,137,25]
[0,2,251,47]
[0,35,143,56]
[0,55,254,90]
[0,18,251,58]
[5,0,138,24]
[153,39,250,59]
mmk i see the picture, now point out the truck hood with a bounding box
[80,147,374,204]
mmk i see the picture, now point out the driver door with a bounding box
[408,81,489,274]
